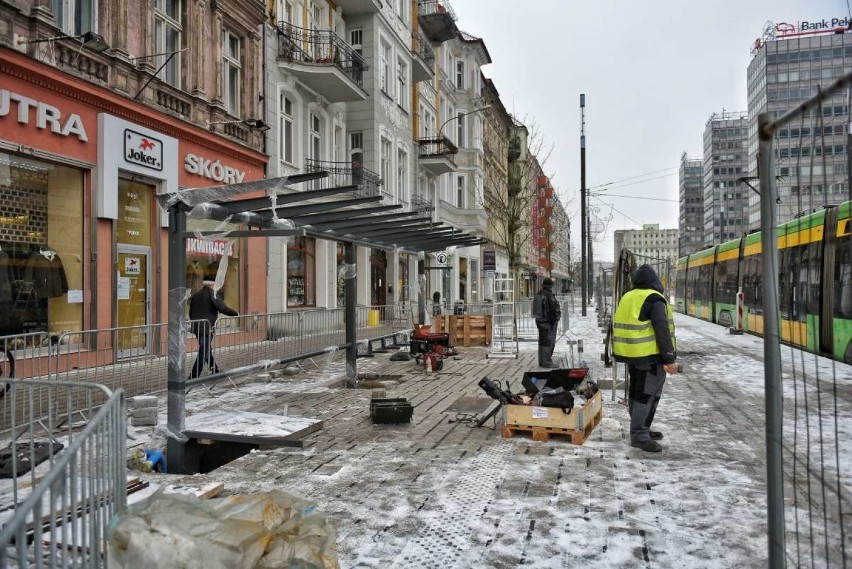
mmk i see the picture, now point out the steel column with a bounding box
[345,241,357,388]
[166,202,188,474]
[758,111,785,567]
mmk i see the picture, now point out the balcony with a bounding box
[418,0,459,43]
[410,33,435,83]
[418,136,458,176]
[437,200,487,235]
[305,159,383,198]
[333,0,382,15]
[276,23,368,103]
[410,193,435,214]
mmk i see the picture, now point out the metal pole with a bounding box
[344,241,358,388]
[417,258,426,324]
[166,202,188,473]
[757,112,785,566]
[580,93,587,316]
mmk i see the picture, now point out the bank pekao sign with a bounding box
[775,17,851,37]
[124,129,163,171]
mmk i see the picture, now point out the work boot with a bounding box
[650,431,664,440]
[631,440,663,452]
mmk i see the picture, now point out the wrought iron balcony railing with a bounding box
[277,22,368,88]
[410,193,435,212]
[418,0,457,20]
[411,32,435,68]
[305,159,383,198]
[418,136,458,158]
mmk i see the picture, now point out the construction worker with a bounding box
[533,277,561,368]
[612,265,677,452]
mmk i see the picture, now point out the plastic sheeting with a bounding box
[108,490,339,569]
[337,263,356,280]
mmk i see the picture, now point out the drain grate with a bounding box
[395,444,512,567]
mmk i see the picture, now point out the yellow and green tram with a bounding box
[675,199,852,364]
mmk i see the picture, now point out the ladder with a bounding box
[489,276,518,359]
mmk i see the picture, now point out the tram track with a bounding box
[676,317,852,406]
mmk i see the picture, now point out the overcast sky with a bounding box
[450,0,844,262]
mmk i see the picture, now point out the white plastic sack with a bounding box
[107,490,339,569]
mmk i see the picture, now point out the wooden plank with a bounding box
[463,316,471,347]
[195,483,225,500]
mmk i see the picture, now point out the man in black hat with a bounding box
[188,280,239,378]
[533,277,561,368]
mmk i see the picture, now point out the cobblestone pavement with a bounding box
[155,311,852,568]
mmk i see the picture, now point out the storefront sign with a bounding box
[483,249,496,271]
[436,252,448,265]
[184,153,246,184]
[0,89,88,141]
[186,238,234,257]
[124,129,163,171]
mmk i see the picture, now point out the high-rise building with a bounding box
[678,152,704,256]
[747,22,852,228]
[613,224,679,265]
[702,112,749,245]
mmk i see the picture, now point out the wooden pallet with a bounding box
[501,407,602,444]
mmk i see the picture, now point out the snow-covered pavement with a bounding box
[143,305,851,568]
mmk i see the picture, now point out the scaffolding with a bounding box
[488,276,518,359]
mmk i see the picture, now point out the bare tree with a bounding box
[482,117,554,279]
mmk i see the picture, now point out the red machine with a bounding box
[410,325,456,371]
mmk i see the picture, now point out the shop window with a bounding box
[0,153,83,337]
[370,249,387,306]
[336,242,346,307]
[287,237,315,307]
[398,254,409,302]
[185,220,241,315]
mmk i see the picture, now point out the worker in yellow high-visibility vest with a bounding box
[612,265,678,453]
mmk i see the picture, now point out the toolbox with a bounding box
[370,398,414,424]
[521,368,589,395]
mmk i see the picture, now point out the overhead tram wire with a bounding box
[586,165,679,191]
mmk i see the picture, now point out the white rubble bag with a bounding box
[107,489,339,569]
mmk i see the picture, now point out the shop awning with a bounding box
[157,172,486,253]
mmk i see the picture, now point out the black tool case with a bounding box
[370,398,414,424]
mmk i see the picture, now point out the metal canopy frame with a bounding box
[161,172,485,473]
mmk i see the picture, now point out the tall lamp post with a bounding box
[580,94,587,316]
[437,105,492,140]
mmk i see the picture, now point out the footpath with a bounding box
[141,307,851,568]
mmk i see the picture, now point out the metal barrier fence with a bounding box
[0,304,411,407]
[0,380,125,568]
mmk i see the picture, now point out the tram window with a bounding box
[779,247,796,319]
[836,234,852,319]
[714,258,738,307]
[743,253,763,313]
[806,241,822,315]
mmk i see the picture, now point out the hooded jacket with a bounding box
[613,265,676,366]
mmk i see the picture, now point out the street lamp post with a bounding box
[437,105,492,139]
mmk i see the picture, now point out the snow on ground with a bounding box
[128,305,851,568]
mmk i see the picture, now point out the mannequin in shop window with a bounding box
[0,243,13,333]
[24,245,67,300]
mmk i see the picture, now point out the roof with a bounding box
[156,171,486,253]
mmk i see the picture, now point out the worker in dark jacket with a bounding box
[188,280,238,379]
[533,277,561,368]
[612,265,677,452]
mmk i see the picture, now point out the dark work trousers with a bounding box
[189,333,219,379]
[627,363,666,444]
[536,322,557,365]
